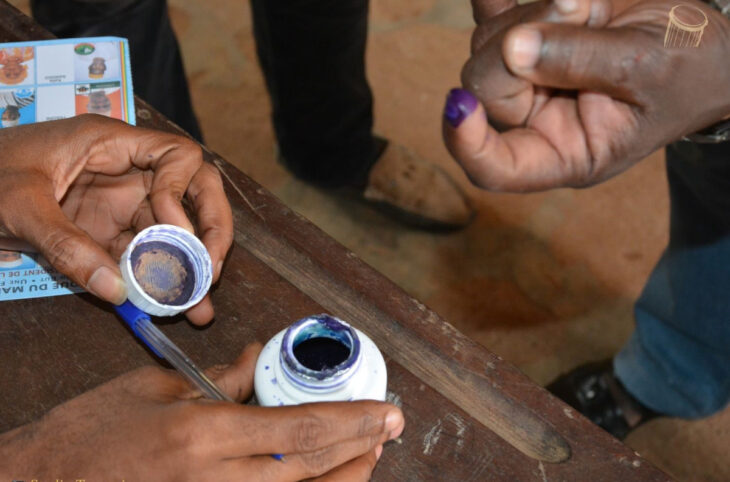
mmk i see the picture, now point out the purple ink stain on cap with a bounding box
[130,241,195,305]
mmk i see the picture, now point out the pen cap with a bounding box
[119,224,212,317]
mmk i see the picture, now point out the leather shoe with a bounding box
[363,142,474,230]
[546,359,659,439]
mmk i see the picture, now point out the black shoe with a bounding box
[546,359,659,439]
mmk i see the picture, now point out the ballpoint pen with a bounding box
[115,300,285,461]
[116,300,232,401]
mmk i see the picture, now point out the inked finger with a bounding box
[443,88,491,166]
[444,88,586,191]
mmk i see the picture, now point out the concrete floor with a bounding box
[11,0,729,480]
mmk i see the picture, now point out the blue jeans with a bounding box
[615,141,730,418]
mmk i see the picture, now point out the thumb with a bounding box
[6,189,126,304]
[503,22,649,100]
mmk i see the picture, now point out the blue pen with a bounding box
[115,300,285,461]
[116,300,232,401]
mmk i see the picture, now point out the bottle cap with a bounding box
[119,224,212,317]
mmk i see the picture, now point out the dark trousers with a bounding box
[31,0,203,142]
[32,0,380,187]
[250,0,379,188]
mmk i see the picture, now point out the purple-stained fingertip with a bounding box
[443,88,478,128]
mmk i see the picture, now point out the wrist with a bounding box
[680,2,730,141]
[713,2,730,116]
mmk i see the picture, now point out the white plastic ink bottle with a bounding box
[254,314,387,406]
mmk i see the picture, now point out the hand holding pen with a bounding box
[1,342,404,481]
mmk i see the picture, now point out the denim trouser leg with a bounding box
[250,0,379,188]
[30,0,203,142]
[615,141,730,418]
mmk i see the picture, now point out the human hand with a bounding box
[444,0,730,191]
[0,343,404,481]
[0,114,233,324]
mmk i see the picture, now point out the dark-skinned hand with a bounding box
[0,114,233,324]
[0,343,405,481]
[444,0,730,191]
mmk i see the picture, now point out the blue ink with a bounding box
[294,337,350,371]
[280,314,361,383]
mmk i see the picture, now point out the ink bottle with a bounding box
[254,314,387,406]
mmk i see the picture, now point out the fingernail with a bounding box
[375,444,383,461]
[87,265,127,305]
[555,0,578,14]
[443,88,479,128]
[508,27,542,71]
[384,410,404,440]
[588,0,608,26]
[215,260,223,280]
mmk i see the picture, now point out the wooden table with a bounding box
[0,3,671,480]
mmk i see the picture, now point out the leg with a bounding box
[615,141,730,418]
[249,0,473,229]
[250,0,377,188]
[31,0,203,142]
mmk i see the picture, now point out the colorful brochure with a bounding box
[0,37,135,300]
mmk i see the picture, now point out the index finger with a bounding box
[443,92,586,191]
[198,401,404,458]
[81,120,202,234]
[472,0,518,23]
[140,137,202,233]
[186,161,233,282]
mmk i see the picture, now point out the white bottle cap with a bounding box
[119,224,212,317]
